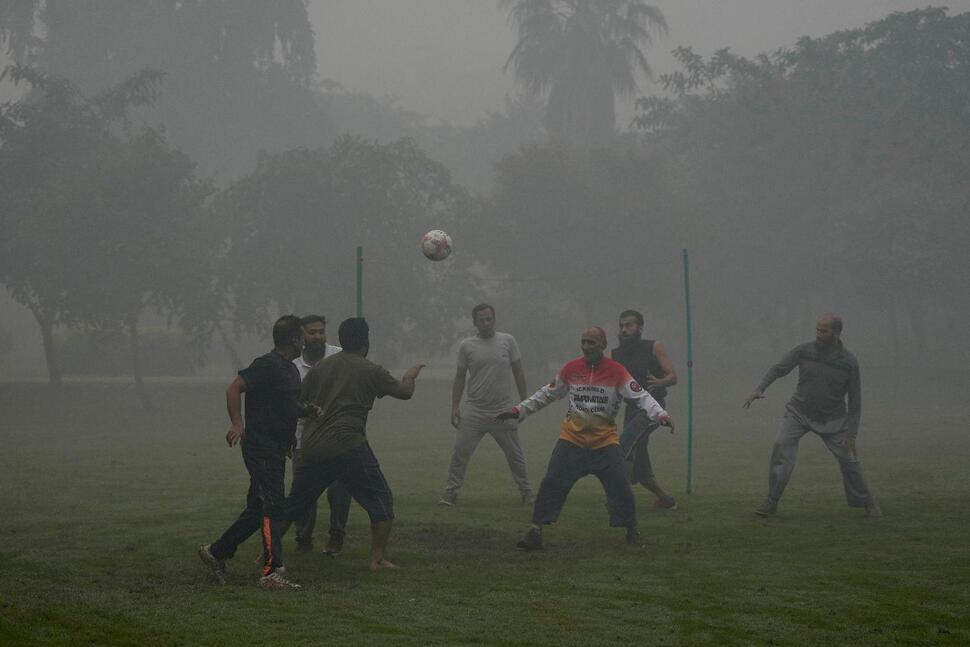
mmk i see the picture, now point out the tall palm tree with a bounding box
[502,0,666,149]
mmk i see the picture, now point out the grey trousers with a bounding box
[767,405,874,507]
[443,414,532,500]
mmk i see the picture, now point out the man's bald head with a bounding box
[581,326,608,363]
[815,314,842,348]
[582,326,607,346]
[818,314,843,332]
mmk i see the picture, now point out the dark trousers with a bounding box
[293,480,352,545]
[283,442,394,527]
[619,399,666,485]
[532,439,637,529]
[209,442,286,576]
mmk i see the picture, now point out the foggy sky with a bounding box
[4,2,969,123]
[311,0,970,127]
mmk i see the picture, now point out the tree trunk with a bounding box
[215,320,244,370]
[887,291,901,369]
[27,303,62,387]
[126,313,153,411]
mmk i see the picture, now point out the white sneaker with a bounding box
[258,568,301,590]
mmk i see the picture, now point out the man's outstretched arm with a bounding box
[744,346,801,408]
[385,364,426,400]
[496,374,567,421]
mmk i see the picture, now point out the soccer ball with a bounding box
[421,229,452,261]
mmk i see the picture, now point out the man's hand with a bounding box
[742,390,765,409]
[644,376,664,393]
[450,406,461,429]
[495,408,519,422]
[404,363,426,381]
[226,423,243,447]
[658,414,675,434]
[302,403,323,418]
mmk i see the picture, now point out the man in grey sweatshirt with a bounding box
[743,314,880,517]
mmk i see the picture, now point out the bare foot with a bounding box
[369,558,399,571]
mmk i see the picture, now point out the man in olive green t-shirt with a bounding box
[280,317,424,571]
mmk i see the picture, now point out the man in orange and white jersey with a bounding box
[497,326,674,550]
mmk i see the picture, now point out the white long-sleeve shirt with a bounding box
[514,356,667,449]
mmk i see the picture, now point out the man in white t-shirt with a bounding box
[291,315,345,554]
[439,304,533,505]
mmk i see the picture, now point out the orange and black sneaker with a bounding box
[258,567,301,590]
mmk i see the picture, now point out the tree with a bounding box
[213,136,481,364]
[630,8,970,365]
[0,66,213,395]
[0,1,328,178]
[502,0,666,149]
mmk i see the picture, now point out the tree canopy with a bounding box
[503,0,666,149]
[0,0,327,178]
[0,66,213,388]
[213,135,480,363]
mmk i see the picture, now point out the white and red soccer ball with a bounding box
[421,229,452,261]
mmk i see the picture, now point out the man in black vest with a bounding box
[611,309,678,510]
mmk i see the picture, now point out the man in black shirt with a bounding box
[611,309,678,510]
[198,315,319,589]
[744,314,880,517]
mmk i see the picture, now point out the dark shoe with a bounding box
[654,495,677,511]
[865,501,883,518]
[198,544,227,585]
[516,526,542,550]
[625,527,646,548]
[324,534,343,557]
[522,491,536,505]
[754,497,778,517]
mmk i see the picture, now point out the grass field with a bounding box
[0,368,968,646]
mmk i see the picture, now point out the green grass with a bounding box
[0,371,968,646]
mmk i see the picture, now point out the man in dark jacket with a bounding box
[744,314,880,517]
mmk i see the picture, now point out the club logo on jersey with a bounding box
[629,380,643,393]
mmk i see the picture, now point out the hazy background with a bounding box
[2,1,969,394]
[310,0,970,126]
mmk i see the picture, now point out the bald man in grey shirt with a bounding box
[439,304,533,506]
[744,314,880,517]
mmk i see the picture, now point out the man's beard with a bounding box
[304,339,327,361]
[618,333,641,347]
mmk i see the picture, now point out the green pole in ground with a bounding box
[683,248,694,495]
[356,246,363,317]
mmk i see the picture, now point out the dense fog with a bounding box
[1,1,968,396]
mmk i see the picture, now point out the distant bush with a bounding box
[56,328,200,376]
